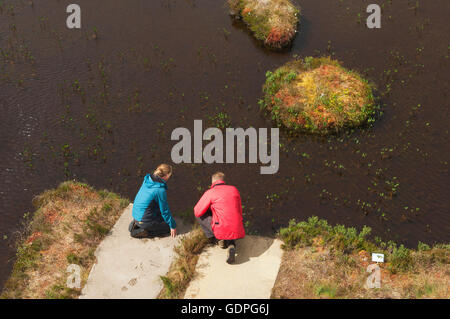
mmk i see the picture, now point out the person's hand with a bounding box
[170,228,177,238]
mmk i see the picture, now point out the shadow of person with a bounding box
[149,219,192,239]
[233,236,276,265]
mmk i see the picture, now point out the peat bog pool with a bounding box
[0,0,449,288]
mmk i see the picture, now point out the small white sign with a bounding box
[372,253,384,263]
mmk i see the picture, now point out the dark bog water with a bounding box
[0,0,449,288]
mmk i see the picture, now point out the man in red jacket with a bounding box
[194,172,245,264]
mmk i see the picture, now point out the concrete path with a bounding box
[80,204,284,299]
[184,236,283,299]
[80,204,189,299]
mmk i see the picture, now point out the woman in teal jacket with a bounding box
[129,164,177,238]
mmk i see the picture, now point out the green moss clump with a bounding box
[228,0,300,49]
[260,56,378,135]
[279,216,374,253]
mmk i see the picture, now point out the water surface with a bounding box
[0,0,449,288]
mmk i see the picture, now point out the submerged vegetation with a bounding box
[260,56,378,134]
[0,181,129,299]
[228,0,300,49]
[273,217,449,298]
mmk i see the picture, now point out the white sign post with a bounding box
[365,253,385,289]
[372,253,385,263]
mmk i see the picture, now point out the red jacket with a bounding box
[194,181,245,240]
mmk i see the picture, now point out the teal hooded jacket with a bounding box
[132,174,176,229]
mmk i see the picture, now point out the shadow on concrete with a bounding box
[234,236,275,265]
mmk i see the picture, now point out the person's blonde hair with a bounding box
[154,164,173,178]
[212,172,225,182]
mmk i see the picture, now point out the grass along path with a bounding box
[272,217,449,298]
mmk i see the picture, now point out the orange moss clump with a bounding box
[228,0,300,50]
[261,56,378,134]
[266,27,295,49]
[242,7,252,15]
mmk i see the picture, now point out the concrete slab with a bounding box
[80,204,189,299]
[184,236,283,299]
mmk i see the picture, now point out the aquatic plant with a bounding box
[228,0,300,49]
[208,111,231,129]
[260,56,378,135]
[91,27,98,40]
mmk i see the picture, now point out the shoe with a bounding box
[226,244,236,264]
[128,220,136,232]
[207,237,218,246]
[218,240,227,249]
[133,228,150,238]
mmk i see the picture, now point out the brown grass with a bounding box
[157,225,208,299]
[272,248,450,299]
[0,181,129,299]
[272,218,449,299]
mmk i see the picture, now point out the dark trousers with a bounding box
[196,210,215,239]
[129,219,170,238]
[196,210,235,246]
